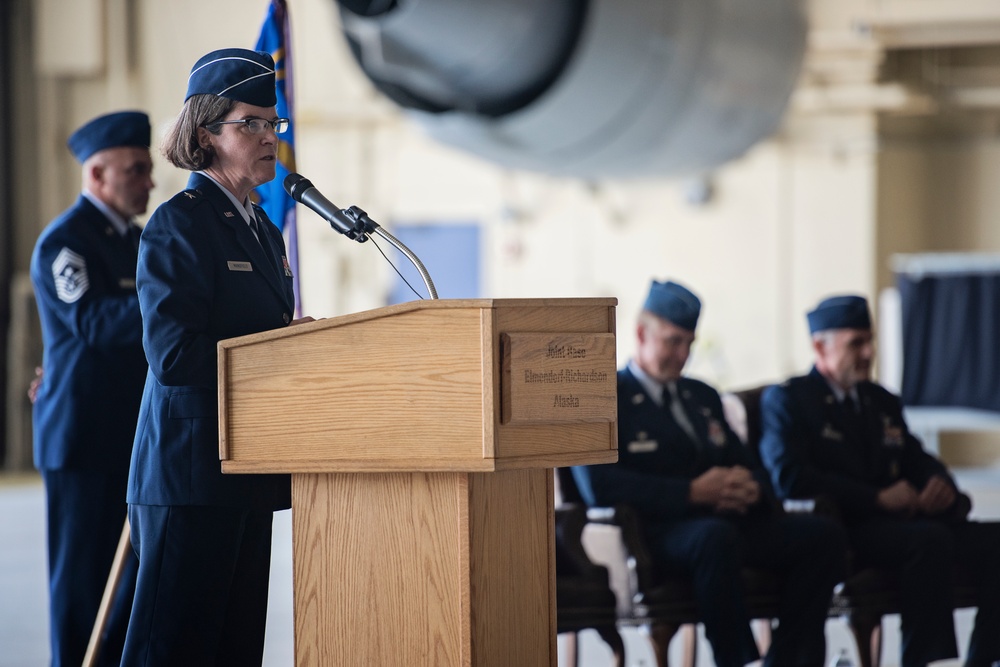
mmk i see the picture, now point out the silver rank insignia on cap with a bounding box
[52,247,89,303]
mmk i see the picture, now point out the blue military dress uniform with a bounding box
[573,366,846,667]
[760,368,1000,667]
[30,194,146,666]
[127,172,293,509]
[122,172,294,666]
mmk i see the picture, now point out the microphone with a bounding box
[284,172,439,298]
[283,173,372,241]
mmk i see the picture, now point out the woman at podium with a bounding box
[121,47,310,665]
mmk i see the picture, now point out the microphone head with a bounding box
[283,173,313,200]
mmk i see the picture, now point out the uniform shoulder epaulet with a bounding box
[865,381,895,400]
[169,188,208,210]
[682,377,714,395]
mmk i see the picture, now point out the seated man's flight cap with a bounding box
[807,295,872,333]
[644,279,702,331]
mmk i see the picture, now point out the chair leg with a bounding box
[679,624,698,667]
[562,631,579,667]
[847,614,882,667]
[645,622,680,667]
[869,622,882,667]
[753,618,772,657]
[595,626,626,667]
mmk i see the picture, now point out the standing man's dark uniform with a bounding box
[29,111,154,666]
[572,280,847,667]
[759,294,1000,667]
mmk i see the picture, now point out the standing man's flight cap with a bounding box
[643,279,702,331]
[185,48,277,107]
[67,111,151,164]
[807,295,872,333]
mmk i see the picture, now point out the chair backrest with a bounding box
[729,384,772,464]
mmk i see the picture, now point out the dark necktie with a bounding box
[840,394,864,440]
[666,382,700,445]
[249,216,262,245]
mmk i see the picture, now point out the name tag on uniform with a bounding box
[627,439,658,453]
[227,261,253,272]
[118,278,136,289]
[821,424,843,441]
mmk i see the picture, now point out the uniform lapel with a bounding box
[77,197,139,283]
[809,368,868,455]
[188,173,292,310]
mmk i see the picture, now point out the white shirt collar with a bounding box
[197,171,257,229]
[822,376,859,406]
[82,190,130,237]
[628,359,670,407]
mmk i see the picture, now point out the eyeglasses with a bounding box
[208,117,290,135]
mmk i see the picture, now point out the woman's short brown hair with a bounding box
[161,94,237,171]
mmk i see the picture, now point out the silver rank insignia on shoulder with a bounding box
[631,393,645,405]
[52,247,89,303]
[183,192,197,199]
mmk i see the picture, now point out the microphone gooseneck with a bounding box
[283,172,438,299]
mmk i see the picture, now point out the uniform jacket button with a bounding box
[283,312,291,324]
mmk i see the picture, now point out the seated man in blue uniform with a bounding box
[29,110,153,666]
[572,279,847,667]
[759,294,1000,667]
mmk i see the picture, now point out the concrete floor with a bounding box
[1,469,996,667]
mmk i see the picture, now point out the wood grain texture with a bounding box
[292,472,463,666]
[221,299,620,665]
[291,469,556,666]
[223,307,486,468]
[219,299,618,472]
[467,468,555,667]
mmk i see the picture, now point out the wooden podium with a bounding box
[217,298,618,666]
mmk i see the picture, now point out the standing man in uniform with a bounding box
[572,279,847,667]
[30,111,154,666]
[759,294,1000,667]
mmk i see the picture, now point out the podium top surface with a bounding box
[218,298,619,350]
